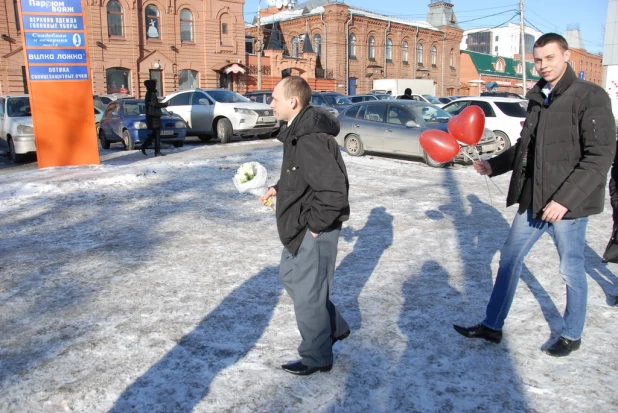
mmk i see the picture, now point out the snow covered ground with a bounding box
[1,140,617,413]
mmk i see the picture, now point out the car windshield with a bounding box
[494,101,527,117]
[322,94,352,106]
[7,97,31,117]
[206,90,250,103]
[123,101,170,116]
[409,104,451,123]
[422,94,442,104]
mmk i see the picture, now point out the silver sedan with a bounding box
[335,100,498,167]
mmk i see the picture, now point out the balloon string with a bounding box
[470,147,504,195]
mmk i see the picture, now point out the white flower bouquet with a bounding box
[232,161,271,198]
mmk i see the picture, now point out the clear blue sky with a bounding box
[243,0,608,54]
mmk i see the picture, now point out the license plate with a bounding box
[160,130,174,135]
[260,116,276,123]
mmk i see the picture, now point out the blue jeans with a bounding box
[483,208,589,340]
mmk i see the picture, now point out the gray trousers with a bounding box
[279,228,349,367]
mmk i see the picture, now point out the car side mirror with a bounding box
[405,120,420,128]
[198,98,210,105]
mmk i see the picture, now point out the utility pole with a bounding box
[520,0,527,96]
[257,3,262,90]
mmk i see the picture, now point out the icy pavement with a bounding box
[0,141,617,413]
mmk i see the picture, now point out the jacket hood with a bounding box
[527,64,577,105]
[277,105,340,143]
[144,80,157,92]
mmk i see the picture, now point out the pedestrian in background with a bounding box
[454,33,616,357]
[141,79,168,157]
[259,76,351,375]
[399,87,414,100]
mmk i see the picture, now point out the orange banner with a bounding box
[18,0,99,168]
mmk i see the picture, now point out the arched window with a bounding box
[106,67,130,94]
[292,37,299,58]
[417,43,423,65]
[314,33,321,57]
[220,12,232,46]
[145,5,160,39]
[496,60,504,71]
[449,49,454,67]
[107,0,123,37]
[180,9,193,42]
[516,63,523,74]
[349,34,357,58]
[386,39,393,61]
[402,41,409,63]
[368,36,375,60]
[431,45,437,66]
[178,69,198,90]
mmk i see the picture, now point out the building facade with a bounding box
[245,0,464,96]
[0,0,248,97]
[461,23,542,59]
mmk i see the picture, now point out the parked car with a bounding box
[0,94,34,163]
[437,97,455,104]
[310,91,353,113]
[441,96,527,154]
[94,106,104,133]
[98,99,186,150]
[94,93,134,108]
[336,100,498,167]
[394,93,445,107]
[481,91,525,99]
[349,94,393,103]
[163,88,278,143]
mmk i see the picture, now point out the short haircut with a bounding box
[404,88,412,95]
[280,76,311,107]
[534,33,569,52]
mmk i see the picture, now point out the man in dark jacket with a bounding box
[259,76,350,375]
[454,33,616,357]
[140,79,168,157]
[399,87,414,100]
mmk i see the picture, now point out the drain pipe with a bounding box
[320,12,327,76]
[384,19,391,79]
[345,11,353,94]
[413,26,419,79]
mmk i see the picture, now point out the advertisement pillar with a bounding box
[18,0,99,168]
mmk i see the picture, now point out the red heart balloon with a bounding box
[419,130,460,163]
[448,105,486,145]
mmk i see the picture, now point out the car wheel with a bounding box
[424,151,447,168]
[8,137,26,163]
[99,129,110,149]
[173,141,184,148]
[216,118,233,144]
[257,133,272,139]
[493,131,511,155]
[344,134,364,156]
[123,129,135,151]
[198,135,212,142]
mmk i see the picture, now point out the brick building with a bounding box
[245,0,463,96]
[0,0,248,97]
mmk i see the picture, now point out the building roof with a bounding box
[256,0,441,32]
[462,50,541,81]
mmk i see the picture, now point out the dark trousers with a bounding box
[141,128,161,153]
[279,229,349,367]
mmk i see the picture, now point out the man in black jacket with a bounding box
[259,76,350,375]
[140,79,168,157]
[454,33,616,356]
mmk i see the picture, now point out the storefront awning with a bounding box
[224,64,246,74]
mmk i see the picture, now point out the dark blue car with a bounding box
[98,99,186,150]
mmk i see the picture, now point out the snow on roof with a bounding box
[257,5,441,32]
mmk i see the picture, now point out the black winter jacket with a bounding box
[144,80,167,129]
[610,141,618,221]
[273,105,350,255]
[487,65,616,219]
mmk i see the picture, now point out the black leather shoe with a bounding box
[141,147,147,156]
[332,330,350,347]
[453,323,502,343]
[544,336,581,357]
[281,360,332,376]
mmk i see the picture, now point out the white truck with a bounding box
[370,79,436,96]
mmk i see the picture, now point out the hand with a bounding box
[259,187,277,206]
[542,200,568,223]
[473,160,492,176]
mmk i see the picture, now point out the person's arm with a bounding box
[486,140,520,177]
[297,136,348,234]
[610,141,618,212]
[550,89,617,212]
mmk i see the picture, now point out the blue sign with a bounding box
[23,15,84,31]
[29,65,89,81]
[25,32,83,47]
[20,0,82,14]
[27,49,87,64]
[579,71,585,79]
